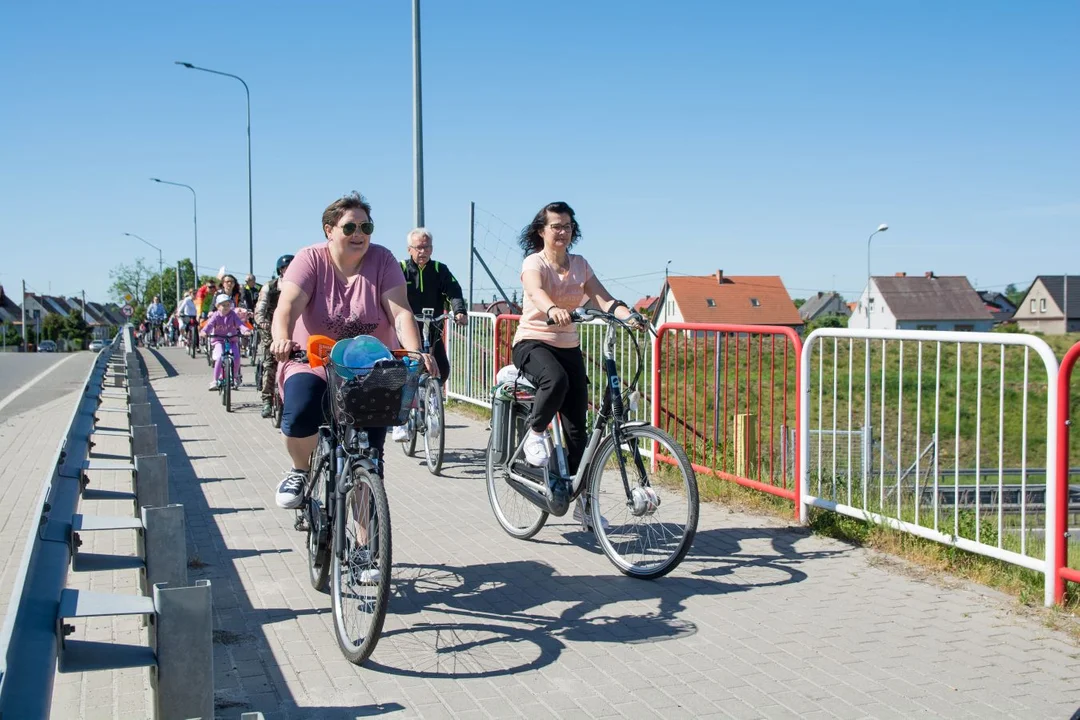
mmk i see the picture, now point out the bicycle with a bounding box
[183,317,199,358]
[292,334,422,664]
[254,336,285,428]
[486,307,699,579]
[204,330,243,412]
[399,308,452,475]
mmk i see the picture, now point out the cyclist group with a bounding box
[263,193,643,514]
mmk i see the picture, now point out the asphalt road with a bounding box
[0,352,96,425]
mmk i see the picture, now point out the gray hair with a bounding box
[407,227,433,246]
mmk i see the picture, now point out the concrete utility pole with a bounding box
[21,280,27,351]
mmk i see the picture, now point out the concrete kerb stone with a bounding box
[128,384,148,406]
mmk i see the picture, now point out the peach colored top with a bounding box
[512,252,594,349]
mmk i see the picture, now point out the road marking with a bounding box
[0,354,83,416]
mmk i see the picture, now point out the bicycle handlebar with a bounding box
[545,307,646,329]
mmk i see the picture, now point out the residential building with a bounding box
[799,291,850,323]
[977,290,1017,325]
[848,272,994,332]
[1011,276,1080,334]
[0,285,21,325]
[633,295,659,315]
[653,270,802,329]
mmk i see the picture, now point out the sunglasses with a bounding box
[341,221,375,236]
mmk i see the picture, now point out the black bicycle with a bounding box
[399,309,452,474]
[486,308,699,579]
[294,336,421,664]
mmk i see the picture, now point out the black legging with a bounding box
[511,340,589,476]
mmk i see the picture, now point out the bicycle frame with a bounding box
[501,312,647,505]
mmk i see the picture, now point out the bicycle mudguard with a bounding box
[306,335,336,368]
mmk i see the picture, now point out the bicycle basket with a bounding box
[326,355,421,428]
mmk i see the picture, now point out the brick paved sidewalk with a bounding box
[106,348,1080,718]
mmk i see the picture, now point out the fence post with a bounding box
[151,580,213,720]
[130,403,151,428]
[131,424,158,458]
[134,454,169,511]
[734,413,757,478]
[140,505,187,595]
[129,384,148,406]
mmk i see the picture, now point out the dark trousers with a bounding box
[431,338,450,384]
[511,340,589,476]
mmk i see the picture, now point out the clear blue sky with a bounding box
[1,1,1076,306]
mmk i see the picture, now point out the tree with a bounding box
[41,313,65,342]
[63,311,91,348]
[143,259,196,315]
[109,257,155,320]
[1004,283,1027,307]
[1,322,22,350]
[793,298,806,309]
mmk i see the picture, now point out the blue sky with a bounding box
[1,1,1076,307]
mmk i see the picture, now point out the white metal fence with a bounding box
[444,313,652,423]
[799,328,1060,605]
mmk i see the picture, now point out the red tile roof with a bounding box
[666,273,802,326]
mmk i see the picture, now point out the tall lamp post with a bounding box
[865,223,889,329]
[151,178,198,288]
[412,0,425,227]
[175,61,253,274]
[124,233,164,300]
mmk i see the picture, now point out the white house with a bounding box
[848,272,994,332]
[1012,275,1079,334]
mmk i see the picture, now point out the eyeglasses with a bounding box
[546,223,573,234]
[409,244,432,252]
[341,221,375,236]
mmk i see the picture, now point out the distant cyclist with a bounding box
[146,296,166,346]
[254,254,293,418]
[195,279,219,319]
[241,274,262,311]
[178,288,199,348]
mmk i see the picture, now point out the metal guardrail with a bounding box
[0,327,213,719]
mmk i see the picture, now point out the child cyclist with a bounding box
[200,293,251,390]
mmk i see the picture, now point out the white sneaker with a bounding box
[573,500,611,532]
[358,568,382,585]
[350,548,381,584]
[523,431,550,467]
[275,469,307,509]
[392,424,409,443]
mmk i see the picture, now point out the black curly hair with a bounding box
[518,201,582,257]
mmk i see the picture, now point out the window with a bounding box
[706,298,716,308]
[956,325,974,332]
[916,325,935,331]
[1040,298,1047,313]
[1030,299,1036,312]
[749,298,761,307]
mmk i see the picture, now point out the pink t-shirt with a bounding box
[512,252,594,349]
[279,241,405,386]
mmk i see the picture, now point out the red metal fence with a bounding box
[652,323,802,517]
[1053,340,1080,604]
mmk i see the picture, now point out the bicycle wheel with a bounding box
[223,366,232,412]
[422,380,445,475]
[254,357,264,396]
[401,406,418,458]
[307,441,331,592]
[332,465,391,665]
[272,390,283,429]
[485,434,547,539]
[588,424,698,579]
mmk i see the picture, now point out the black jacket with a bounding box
[400,258,467,339]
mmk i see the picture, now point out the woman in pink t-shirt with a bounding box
[269,192,436,509]
[510,202,642,505]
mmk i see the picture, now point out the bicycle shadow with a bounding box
[366,541,822,680]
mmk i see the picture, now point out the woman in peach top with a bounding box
[511,201,641,486]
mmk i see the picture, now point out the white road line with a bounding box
[0,354,82,416]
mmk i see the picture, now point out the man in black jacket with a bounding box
[398,227,468,383]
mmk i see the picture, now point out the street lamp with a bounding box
[151,178,198,288]
[866,223,889,329]
[124,233,164,300]
[412,0,425,227]
[175,61,253,275]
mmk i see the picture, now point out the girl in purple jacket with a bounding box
[201,294,251,390]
